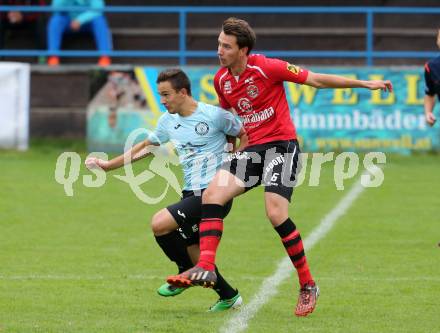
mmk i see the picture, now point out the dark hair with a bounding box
[222,17,256,55]
[156,68,192,96]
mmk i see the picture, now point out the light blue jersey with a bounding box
[148,102,242,191]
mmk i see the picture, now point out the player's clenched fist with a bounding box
[85,157,110,171]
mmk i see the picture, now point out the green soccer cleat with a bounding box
[157,283,188,297]
[208,292,243,312]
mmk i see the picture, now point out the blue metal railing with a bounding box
[0,6,439,65]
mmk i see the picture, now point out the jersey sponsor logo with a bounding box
[247,84,259,99]
[240,106,275,125]
[244,77,254,84]
[195,122,209,136]
[263,155,285,181]
[287,63,300,75]
[237,97,253,113]
[223,80,232,94]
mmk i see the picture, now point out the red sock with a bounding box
[275,219,314,288]
[197,218,223,271]
[283,235,314,287]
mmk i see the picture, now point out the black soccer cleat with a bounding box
[167,266,217,288]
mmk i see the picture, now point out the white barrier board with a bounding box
[0,62,30,150]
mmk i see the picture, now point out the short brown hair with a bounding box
[222,17,256,55]
[156,68,192,96]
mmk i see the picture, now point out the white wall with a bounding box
[0,62,30,150]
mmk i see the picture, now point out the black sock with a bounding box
[214,266,238,300]
[154,231,193,273]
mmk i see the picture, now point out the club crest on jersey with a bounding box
[237,97,253,113]
[223,80,232,94]
[287,63,300,75]
[247,84,259,98]
[195,122,209,135]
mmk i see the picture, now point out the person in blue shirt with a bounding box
[47,0,112,66]
[85,68,248,311]
[0,0,47,63]
[424,29,440,127]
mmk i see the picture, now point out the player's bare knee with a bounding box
[151,209,170,235]
[265,208,281,224]
[265,206,287,226]
[202,187,220,204]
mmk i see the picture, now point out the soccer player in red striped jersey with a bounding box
[167,17,393,317]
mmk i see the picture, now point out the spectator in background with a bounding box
[424,29,440,127]
[0,0,47,63]
[47,0,112,67]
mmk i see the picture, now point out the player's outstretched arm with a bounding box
[304,71,393,92]
[85,139,158,172]
[424,94,437,126]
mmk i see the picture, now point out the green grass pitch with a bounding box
[1,141,439,333]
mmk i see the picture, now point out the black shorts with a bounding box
[166,190,233,246]
[220,140,301,202]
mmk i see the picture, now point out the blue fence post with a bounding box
[179,10,187,66]
[366,10,374,66]
[2,6,440,62]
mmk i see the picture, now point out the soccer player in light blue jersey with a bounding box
[85,68,247,311]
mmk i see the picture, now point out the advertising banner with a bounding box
[87,66,439,153]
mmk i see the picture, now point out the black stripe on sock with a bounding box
[201,204,225,219]
[290,250,305,263]
[274,218,297,238]
[199,230,223,238]
[283,236,301,248]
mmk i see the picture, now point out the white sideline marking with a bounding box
[220,174,372,333]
